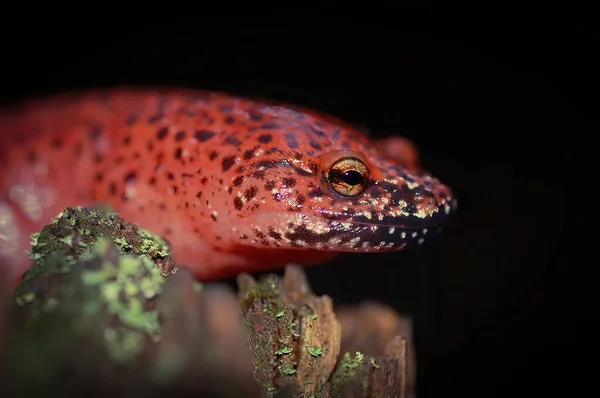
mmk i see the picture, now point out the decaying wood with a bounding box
[2,207,414,398]
[238,265,411,397]
[337,302,416,398]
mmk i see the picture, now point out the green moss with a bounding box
[240,274,301,394]
[21,207,176,283]
[328,351,366,396]
[307,346,323,357]
[12,207,176,366]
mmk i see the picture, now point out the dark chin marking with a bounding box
[283,219,445,251]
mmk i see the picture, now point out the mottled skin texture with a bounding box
[0,88,456,282]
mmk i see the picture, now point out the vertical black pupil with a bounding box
[341,170,363,185]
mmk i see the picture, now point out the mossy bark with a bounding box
[2,207,412,398]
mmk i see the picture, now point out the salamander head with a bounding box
[225,105,457,253]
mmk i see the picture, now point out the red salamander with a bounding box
[0,88,457,282]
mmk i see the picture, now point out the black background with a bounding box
[3,8,594,397]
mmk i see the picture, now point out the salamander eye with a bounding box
[327,157,369,196]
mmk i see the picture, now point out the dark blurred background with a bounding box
[2,8,594,397]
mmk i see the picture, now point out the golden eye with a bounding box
[327,157,369,196]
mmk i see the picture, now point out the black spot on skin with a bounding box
[171,186,178,194]
[201,177,208,185]
[255,230,266,239]
[331,129,343,140]
[292,167,312,177]
[255,160,280,170]
[268,228,282,240]
[122,136,132,145]
[125,114,138,125]
[306,160,319,173]
[158,150,167,161]
[370,187,382,199]
[124,172,136,184]
[149,177,157,185]
[296,194,306,206]
[210,213,218,222]
[310,141,322,150]
[224,136,241,146]
[257,134,273,143]
[264,147,281,155]
[264,180,276,190]
[159,203,166,210]
[252,170,266,179]
[148,114,164,124]
[157,127,169,140]
[224,116,235,124]
[234,197,243,210]
[167,172,175,180]
[247,111,262,121]
[51,137,63,148]
[261,123,280,130]
[196,191,202,199]
[243,145,259,161]
[174,147,183,160]
[308,188,324,197]
[194,130,215,142]
[109,182,117,195]
[221,156,236,172]
[236,165,246,173]
[175,131,186,141]
[245,185,258,200]
[284,224,334,245]
[89,124,102,140]
[181,109,197,118]
[282,177,296,187]
[310,125,327,138]
[233,176,245,187]
[240,234,248,239]
[208,150,218,161]
[284,133,299,149]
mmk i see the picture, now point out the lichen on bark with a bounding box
[3,206,412,398]
[238,265,409,398]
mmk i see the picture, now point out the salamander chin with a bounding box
[243,190,457,252]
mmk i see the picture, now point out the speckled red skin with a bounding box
[0,88,456,283]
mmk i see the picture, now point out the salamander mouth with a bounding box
[247,197,456,252]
